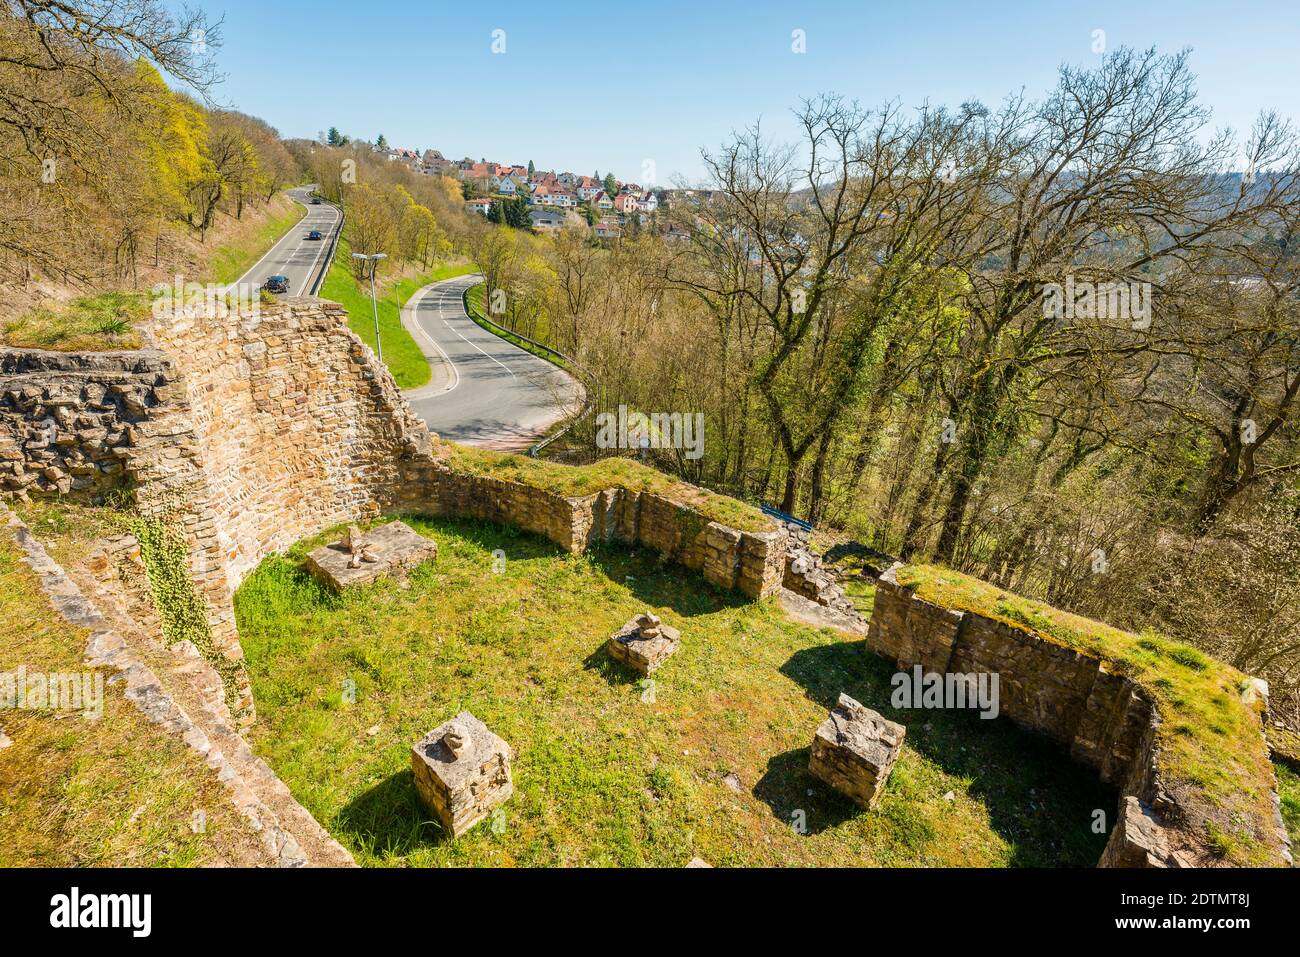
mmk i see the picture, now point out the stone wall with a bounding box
[0,350,173,501]
[3,297,788,720]
[386,463,787,599]
[867,564,1292,868]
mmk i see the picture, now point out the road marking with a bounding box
[442,316,517,379]
[295,201,343,296]
[225,187,313,294]
[402,282,460,397]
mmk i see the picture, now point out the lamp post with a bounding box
[351,252,388,363]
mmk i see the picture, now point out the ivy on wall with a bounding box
[127,514,243,714]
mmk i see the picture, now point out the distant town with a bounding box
[376,143,714,239]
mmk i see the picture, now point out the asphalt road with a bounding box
[229,185,342,296]
[402,274,581,450]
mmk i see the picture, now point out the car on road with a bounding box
[307,230,324,240]
[311,198,322,205]
[262,275,290,294]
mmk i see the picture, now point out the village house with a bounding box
[590,192,614,210]
[594,220,622,239]
[529,208,568,232]
[465,197,493,216]
[614,192,639,213]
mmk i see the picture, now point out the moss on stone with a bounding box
[895,562,1282,866]
[441,442,773,533]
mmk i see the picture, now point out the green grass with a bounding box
[0,524,263,865]
[235,516,1114,867]
[1,292,148,351]
[205,197,308,286]
[443,441,772,532]
[1276,762,1300,850]
[319,237,476,390]
[896,563,1283,865]
[464,282,563,369]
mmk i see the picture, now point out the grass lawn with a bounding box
[1,292,148,351]
[0,519,264,866]
[897,563,1281,865]
[205,195,307,286]
[236,516,1114,867]
[319,237,476,390]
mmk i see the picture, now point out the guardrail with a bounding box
[760,503,813,532]
[461,283,594,457]
[308,191,344,296]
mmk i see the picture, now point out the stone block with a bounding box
[304,520,437,591]
[606,611,681,674]
[411,712,513,838]
[809,693,905,809]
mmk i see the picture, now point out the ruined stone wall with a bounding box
[0,350,174,501]
[147,300,430,591]
[867,564,1291,868]
[4,298,787,714]
[386,464,787,599]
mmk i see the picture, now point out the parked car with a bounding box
[307,230,324,241]
[262,275,290,294]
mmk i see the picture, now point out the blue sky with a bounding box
[200,0,1300,183]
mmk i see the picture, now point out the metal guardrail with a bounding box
[308,193,344,296]
[461,283,594,457]
[761,503,813,532]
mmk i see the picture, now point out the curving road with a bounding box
[228,185,342,296]
[401,274,581,450]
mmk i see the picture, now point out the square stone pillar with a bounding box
[411,712,512,838]
[809,693,905,809]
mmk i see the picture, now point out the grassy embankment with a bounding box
[1,194,306,352]
[897,563,1284,865]
[0,507,264,865]
[236,515,1116,867]
[463,282,566,369]
[318,236,476,390]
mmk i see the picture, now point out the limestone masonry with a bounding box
[411,712,513,838]
[809,693,905,809]
[867,563,1292,868]
[3,296,1290,868]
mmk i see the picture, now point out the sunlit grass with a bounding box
[235,516,1114,867]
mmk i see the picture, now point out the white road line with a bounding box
[442,317,517,379]
[295,202,342,296]
[225,188,311,294]
[402,283,460,397]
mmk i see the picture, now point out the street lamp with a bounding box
[351,252,388,364]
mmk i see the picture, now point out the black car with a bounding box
[307,230,324,240]
[310,198,322,205]
[262,275,290,294]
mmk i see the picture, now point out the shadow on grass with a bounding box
[581,644,643,687]
[752,746,859,836]
[335,769,449,857]
[778,640,1114,866]
[586,545,749,619]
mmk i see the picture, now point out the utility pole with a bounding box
[351,252,388,364]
